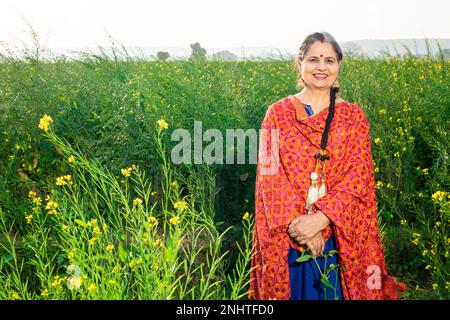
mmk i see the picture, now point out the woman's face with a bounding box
[300,41,341,90]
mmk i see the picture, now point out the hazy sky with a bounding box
[1,0,449,50]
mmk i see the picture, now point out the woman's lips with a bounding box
[313,74,328,80]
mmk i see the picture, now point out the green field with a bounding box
[0,45,448,299]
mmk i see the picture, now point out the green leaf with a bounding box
[296,254,312,263]
[118,243,128,262]
[57,255,65,266]
[321,276,334,289]
[74,219,87,227]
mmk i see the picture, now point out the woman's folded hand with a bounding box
[288,212,330,245]
[306,232,325,257]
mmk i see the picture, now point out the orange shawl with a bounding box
[249,95,400,300]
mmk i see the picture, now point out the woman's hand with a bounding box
[288,211,330,245]
[306,232,325,257]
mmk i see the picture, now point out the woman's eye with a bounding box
[326,60,334,64]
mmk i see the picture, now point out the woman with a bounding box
[249,32,401,300]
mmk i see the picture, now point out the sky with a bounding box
[0,0,449,50]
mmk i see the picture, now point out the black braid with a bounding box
[315,87,337,161]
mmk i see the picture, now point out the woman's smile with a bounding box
[313,73,328,80]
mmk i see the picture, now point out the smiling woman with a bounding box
[249,32,403,300]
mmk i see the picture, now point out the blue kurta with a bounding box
[288,103,344,300]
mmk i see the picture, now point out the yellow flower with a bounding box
[45,200,58,215]
[378,109,387,116]
[432,283,439,290]
[376,181,384,189]
[400,220,407,226]
[171,180,178,188]
[151,191,157,196]
[32,196,42,206]
[88,237,97,245]
[148,216,158,225]
[93,226,101,235]
[169,216,181,225]
[87,283,97,294]
[374,167,379,173]
[432,191,448,203]
[10,292,20,300]
[152,239,161,247]
[422,168,429,175]
[394,152,400,158]
[173,200,188,213]
[25,214,33,224]
[87,219,97,227]
[55,176,69,186]
[68,155,75,163]
[133,198,143,206]
[106,244,114,252]
[386,183,393,189]
[422,249,429,256]
[374,138,382,145]
[108,280,117,286]
[41,288,49,298]
[68,249,76,260]
[157,118,169,129]
[243,212,251,222]
[38,114,53,132]
[28,191,37,198]
[121,167,132,177]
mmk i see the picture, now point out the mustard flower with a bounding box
[169,216,181,225]
[133,198,143,206]
[157,118,169,129]
[173,200,188,213]
[38,114,53,132]
[25,214,33,224]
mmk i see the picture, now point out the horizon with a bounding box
[1,0,449,51]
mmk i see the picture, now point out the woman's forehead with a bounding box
[306,42,337,57]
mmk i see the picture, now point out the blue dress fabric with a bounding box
[288,103,344,300]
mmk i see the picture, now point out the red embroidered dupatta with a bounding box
[249,95,400,300]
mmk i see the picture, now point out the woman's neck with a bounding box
[297,87,331,107]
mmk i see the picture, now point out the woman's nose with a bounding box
[316,60,326,70]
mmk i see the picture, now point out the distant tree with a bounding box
[210,50,239,61]
[189,42,207,61]
[441,48,450,60]
[156,51,170,61]
[342,42,364,58]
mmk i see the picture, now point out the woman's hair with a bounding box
[293,32,343,93]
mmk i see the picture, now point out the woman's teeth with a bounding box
[314,74,327,80]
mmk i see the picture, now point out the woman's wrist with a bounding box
[315,211,331,230]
